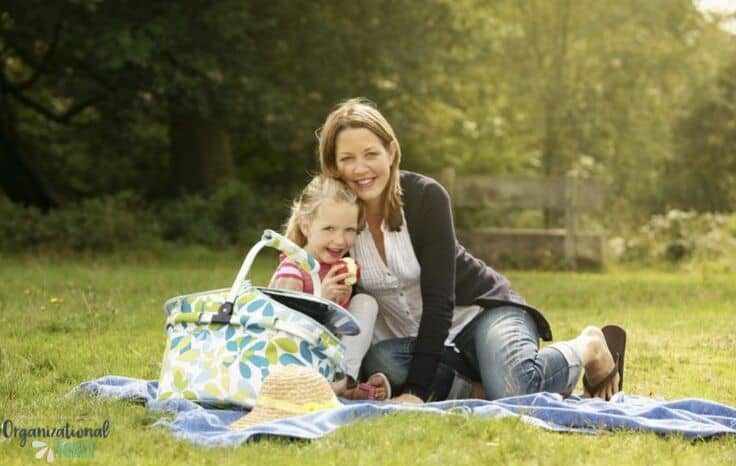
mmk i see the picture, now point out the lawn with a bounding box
[1,251,735,465]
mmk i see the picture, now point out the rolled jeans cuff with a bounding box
[546,341,582,393]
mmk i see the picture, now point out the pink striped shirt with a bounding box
[270,255,351,308]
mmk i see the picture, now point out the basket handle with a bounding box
[213,230,321,323]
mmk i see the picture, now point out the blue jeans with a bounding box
[361,305,582,400]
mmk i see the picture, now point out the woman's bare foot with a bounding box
[580,326,620,401]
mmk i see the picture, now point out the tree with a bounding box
[435,0,735,225]
[664,58,736,211]
[1,0,459,205]
[0,0,263,203]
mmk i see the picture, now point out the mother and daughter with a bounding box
[269,98,624,403]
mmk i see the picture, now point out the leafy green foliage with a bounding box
[0,181,288,252]
[156,180,287,247]
[663,58,736,211]
[0,192,155,252]
[610,210,736,265]
[1,0,735,231]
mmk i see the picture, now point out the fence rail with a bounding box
[438,168,605,268]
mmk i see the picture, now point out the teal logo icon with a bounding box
[32,441,55,462]
[31,439,97,462]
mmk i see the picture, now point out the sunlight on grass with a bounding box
[1,253,735,464]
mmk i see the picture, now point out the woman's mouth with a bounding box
[355,178,375,190]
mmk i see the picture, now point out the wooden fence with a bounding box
[438,168,605,269]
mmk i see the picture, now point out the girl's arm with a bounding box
[269,276,304,292]
[269,260,350,304]
[269,260,305,291]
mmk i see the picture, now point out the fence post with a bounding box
[564,175,578,267]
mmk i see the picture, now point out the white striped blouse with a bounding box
[350,212,483,345]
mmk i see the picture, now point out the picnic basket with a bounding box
[156,229,359,408]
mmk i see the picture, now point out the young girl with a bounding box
[269,175,391,400]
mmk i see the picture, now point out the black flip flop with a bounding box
[602,325,626,391]
[582,325,627,396]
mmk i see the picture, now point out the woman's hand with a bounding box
[320,264,352,303]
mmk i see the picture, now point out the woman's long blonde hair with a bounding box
[284,175,365,247]
[317,97,404,231]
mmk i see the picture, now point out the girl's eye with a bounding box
[338,156,354,163]
[323,226,335,232]
[346,227,357,233]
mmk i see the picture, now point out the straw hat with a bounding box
[230,365,342,430]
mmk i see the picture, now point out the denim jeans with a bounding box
[361,305,582,400]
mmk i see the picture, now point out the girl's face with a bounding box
[334,128,395,211]
[300,199,359,264]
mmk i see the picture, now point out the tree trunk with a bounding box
[0,99,56,210]
[541,0,571,229]
[167,101,234,195]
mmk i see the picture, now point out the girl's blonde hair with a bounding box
[284,175,365,247]
[317,97,404,231]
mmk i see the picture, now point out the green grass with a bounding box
[1,252,735,465]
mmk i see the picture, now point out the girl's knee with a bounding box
[348,293,378,319]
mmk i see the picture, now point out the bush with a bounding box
[0,192,157,253]
[0,200,46,251]
[156,194,231,247]
[610,210,736,264]
[0,180,289,253]
[155,180,287,248]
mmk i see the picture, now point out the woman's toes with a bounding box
[581,325,604,339]
[581,333,618,399]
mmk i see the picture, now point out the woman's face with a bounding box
[334,128,395,209]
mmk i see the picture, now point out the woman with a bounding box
[317,98,623,403]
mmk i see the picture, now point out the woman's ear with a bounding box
[388,141,398,165]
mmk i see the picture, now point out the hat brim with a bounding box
[230,405,296,430]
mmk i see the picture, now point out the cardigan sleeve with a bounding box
[402,180,456,399]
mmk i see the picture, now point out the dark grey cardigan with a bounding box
[399,170,552,399]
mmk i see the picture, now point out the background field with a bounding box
[1,252,735,465]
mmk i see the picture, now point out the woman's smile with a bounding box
[335,128,395,209]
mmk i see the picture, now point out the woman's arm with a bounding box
[402,180,457,400]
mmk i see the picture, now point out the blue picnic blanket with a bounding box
[68,376,736,447]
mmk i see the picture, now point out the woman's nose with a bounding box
[353,158,369,175]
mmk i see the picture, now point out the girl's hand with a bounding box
[320,264,351,303]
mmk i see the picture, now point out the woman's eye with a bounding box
[338,156,354,163]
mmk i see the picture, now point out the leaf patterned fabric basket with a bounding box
[156,230,358,409]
